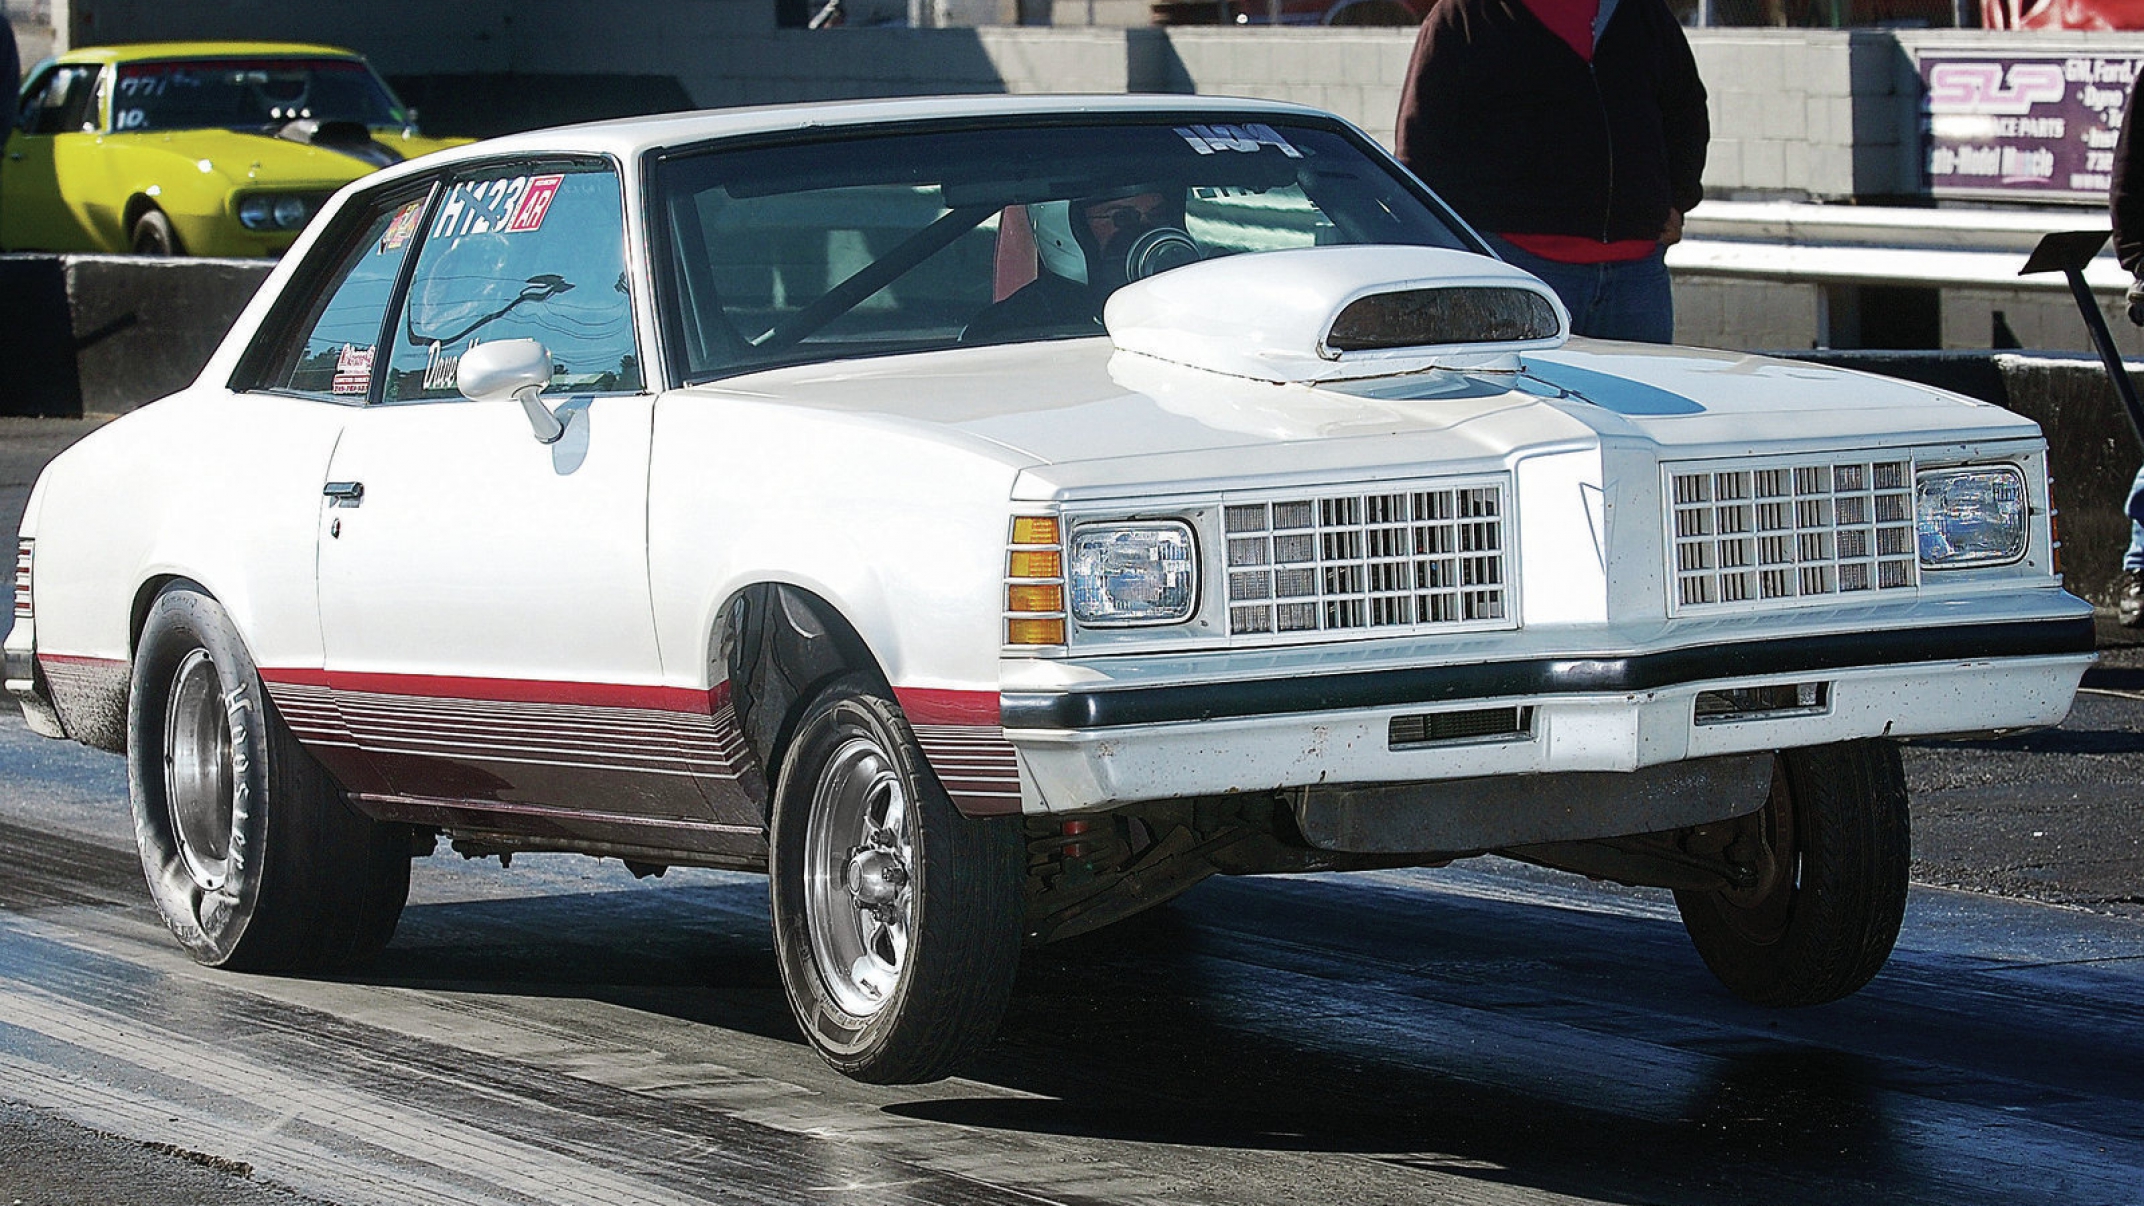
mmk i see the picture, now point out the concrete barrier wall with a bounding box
[0,254,269,418]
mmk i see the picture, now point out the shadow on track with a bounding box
[325,866,2140,1206]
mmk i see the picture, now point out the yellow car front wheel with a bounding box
[129,208,181,256]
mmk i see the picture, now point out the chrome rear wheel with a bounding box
[162,648,235,893]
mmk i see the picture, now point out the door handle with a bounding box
[323,481,364,507]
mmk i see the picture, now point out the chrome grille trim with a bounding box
[1667,456,1917,615]
[1222,478,1514,641]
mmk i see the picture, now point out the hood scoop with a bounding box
[1102,245,1569,385]
[276,118,404,168]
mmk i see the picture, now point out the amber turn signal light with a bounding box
[1011,516,1060,546]
[1005,617,1066,645]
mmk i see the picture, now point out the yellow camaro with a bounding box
[2,42,469,256]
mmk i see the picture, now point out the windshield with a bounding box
[112,58,405,133]
[653,119,1475,381]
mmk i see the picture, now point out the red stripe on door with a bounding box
[260,668,715,715]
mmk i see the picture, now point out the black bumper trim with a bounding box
[999,616,2095,731]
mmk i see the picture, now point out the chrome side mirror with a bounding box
[457,338,563,443]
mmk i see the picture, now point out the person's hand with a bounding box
[1659,209,1685,247]
[2128,276,2144,327]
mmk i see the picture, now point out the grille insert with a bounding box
[1223,481,1511,639]
[1669,459,1916,613]
[1389,706,1531,748]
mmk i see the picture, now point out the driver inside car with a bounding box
[962,185,1197,344]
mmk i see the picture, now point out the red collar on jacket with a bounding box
[1521,0,1601,60]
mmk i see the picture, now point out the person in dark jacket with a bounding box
[2106,85,2144,625]
[1395,0,1708,343]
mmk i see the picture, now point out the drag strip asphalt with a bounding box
[1,709,2140,1206]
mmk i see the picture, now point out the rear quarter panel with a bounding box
[29,390,346,698]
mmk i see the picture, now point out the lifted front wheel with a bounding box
[1673,740,1910,1007]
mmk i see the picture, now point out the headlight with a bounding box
[1916,466,2027,568]
[236,195,275,230]
[1068,522,1197,625]
[236,194,311,231]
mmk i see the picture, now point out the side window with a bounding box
[20,66,98,135]
[383,167,641,403]
[263,195,427,399]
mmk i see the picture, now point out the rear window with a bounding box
[651,119,1473,382]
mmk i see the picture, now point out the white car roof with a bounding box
[387,93,1343,177]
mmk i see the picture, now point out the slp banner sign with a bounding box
[1920,50,2143,204]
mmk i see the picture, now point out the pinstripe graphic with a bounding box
[895,687,1022,816]
[261,673,741,782]
[258,672,1020,815]
[911,724,1023,815]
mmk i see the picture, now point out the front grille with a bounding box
[1668,458,1917,614]
[12,540,29,622]
[1389,706,1531,748]
[1223,479,1512,639]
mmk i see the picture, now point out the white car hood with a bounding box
[685,335,2036,500]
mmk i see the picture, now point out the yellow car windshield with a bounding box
[112,58,404,134]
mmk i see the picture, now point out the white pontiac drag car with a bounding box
[6,96,2094,1083]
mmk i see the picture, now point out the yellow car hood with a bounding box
[113,126,469,189]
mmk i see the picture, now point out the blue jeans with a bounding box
[2126,465,2144,572]
[1483,235,1674,344]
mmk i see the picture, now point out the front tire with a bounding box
[1673,740,1910,1007]
[128,583,410,971]
[129,208,181,256]
[769,676,1024,1083]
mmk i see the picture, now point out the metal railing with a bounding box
[1670,200,2129,293]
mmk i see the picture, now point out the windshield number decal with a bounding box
[504,175,563,232]
[431,174,566,240]
[115,109,148,131]
[1175,123,1302,159]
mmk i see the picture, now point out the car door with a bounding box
[211,184,437,792]
[2,63,100,250]
[315,163,732,835]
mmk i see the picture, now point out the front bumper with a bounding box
[1001,607,2093,817]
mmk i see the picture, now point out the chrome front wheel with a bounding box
[769,674,1025,1084]
[804,734,916,1017]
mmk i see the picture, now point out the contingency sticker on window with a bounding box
[1175,123,1302,159]
[430,174,567,240]
[331,343,374,395]
[378,201,423,254]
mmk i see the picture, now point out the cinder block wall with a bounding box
[53,1,2144,206]
[50,1,1878,198]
